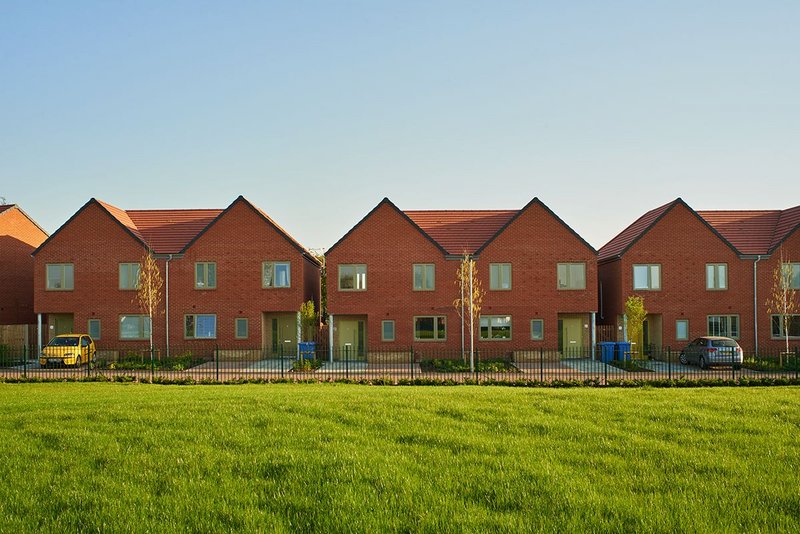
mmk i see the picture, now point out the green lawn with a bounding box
[0,384,798,532]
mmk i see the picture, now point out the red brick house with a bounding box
[325,198,598,360]
[0,205,48,325]
[33,196,320,354]
[599,198,800,353]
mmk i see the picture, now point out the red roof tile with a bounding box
[696,210,781,256]
[404,210,518,255]
[126,209,223,254]
[598,201,676,261]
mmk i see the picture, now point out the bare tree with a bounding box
[135,251,163,362]
[453,254,485,372]
[766,248,798,365]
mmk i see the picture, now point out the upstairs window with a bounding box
[557,263,586,290]
[195,262,217,289]
[263,262,291,288]
[489,263,512,290]
[706,264,727,290]
[786,263,800,289]
[339,264,367,291]
[633,264,660,290]
[119,263,141,290]
[413,264,435,291]
[46,264,74,290]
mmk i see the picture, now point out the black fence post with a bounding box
[604,351,608,386]
[345,346,349,380]
[410,347,414,380]
[215,345,220,382]
[667,347,672,381]
[150,346,155,383]
[280,344,285,379]
[795,346,799,381]
[539,348,543,383]
[23,347,27,379]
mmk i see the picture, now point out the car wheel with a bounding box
[75,356,81,368]
[698,356,706,370]
[679,352,688,365]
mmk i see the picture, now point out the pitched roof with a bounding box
[404,210,517,255]
[0,204,50,237]
[698,206,800,255]
[0,205,13,215]
[598,200,677,261]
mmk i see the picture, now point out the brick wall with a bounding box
[0,208,48,324]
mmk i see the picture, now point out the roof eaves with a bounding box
[0,205,49,238]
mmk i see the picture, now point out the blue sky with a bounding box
[2,1,798,252]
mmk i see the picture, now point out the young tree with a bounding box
[300,300,318,342]
[625,296,647,359]
[135,251,163,362]
[453,254,485,372]
[766,249,799,365]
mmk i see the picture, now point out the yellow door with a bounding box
[337,319,365,360]
[49,314,74,339]
[560,316,583,357]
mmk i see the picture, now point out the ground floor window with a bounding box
[676,319,689,341]
[414,316,446,341]
[382,320,395,342]
[235,318,249,339]
[530,319,544,340]
[88,319,101,340]
[480,315,511,340]
[119,315,151,340]
[707,315,739,339]
[771,315,800,338]
[185,314,217,339]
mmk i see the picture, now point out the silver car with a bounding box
[679,336,743,369]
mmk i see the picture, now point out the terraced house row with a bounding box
[0,197,798,357]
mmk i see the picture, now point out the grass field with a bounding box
[0,384,799,532]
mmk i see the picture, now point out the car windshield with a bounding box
[711,340,738,348]
[48,337,79,347]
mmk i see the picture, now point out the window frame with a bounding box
[632,264,661,291]
[119,262,141,290]
[706,314,740,339]
[119,315,152,340]
[234,318,249,339]
[675,319,689,341]
[705,263,728,291]
[479,315,512,341]
[771,314,800,339]
[412,264,435,291]
[88,319,101,340]
[489,263,512,291]
[382,320,396,342]
[530,319,544,341]
[557,262,587,290]
[184,314,218,339]
[786,262,800,290]
[262,261,291,288]
[413,316,447,342]
[46,263,74,291]
[338,264,367,291]
[195,262,217,290]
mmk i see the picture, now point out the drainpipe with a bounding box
[591,312,597,360]
[753,256,761,355]
[165,255,172,357]
[328,315,334,363]
[37,313,42,357]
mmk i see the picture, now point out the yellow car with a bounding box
[40,334,97,368]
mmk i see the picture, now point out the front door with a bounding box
[559,316,583,357]
[264,314,297,357]
[49,314,74,339]
[337,319,365,360]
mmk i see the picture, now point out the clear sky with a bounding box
[1,1,798,252]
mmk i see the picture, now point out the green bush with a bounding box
[419,358,517,373]
[292,358,323,372]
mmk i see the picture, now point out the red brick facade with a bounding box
[0,206,48,325]
[33,198,320,350]
[599,200,800,352]
[326,198,598,357]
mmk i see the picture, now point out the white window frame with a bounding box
[489,263,512,290]
[706,263,727,290]
[531,319,544,341]
[263,261,291,288]
[119,315,151,340]
[557,263,587,290]
[46,263,74,291]
[185,314,217,339]
[633,264,661,290]
[195,262,217,289]
[413,264,435,291]
[413,316,447,341]
[480,315,512,340]
[707,315,740,339]
[119,263,141,290]
[338,264,367,291]
[382,320,395,342]
[675,319,689,341]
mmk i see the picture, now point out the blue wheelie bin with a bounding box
[615,342,632,361]
[599,342,616,362]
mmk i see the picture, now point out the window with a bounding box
[676,320,689,341]
[531,319,544,340]
[119,263,141,290]
[382,320,395,342]
[414,316,446,341]
[707,315,739,338]
[633,264,660,290]
[557,263,586,290]
[706,264,727,290]
[46,264,74,290]
[119,315,151,340]
[480,315,512,340]
[263,262,291,288]
[185,314,217,339]
[195,262,217,289]
[771,315,800,338]
[490,263,512,290]
[339,264,366,290]
[786,263,800,290]
[88,319,101,340]
[413,264,435,291]
[235,318,249,339]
